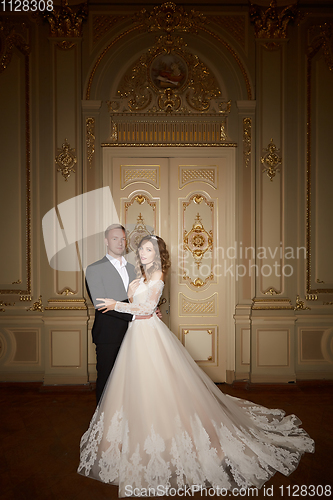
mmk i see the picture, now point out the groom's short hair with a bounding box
[105,224,126,238]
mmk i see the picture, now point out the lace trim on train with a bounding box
[78,406,314,491]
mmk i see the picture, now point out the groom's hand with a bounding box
[96,298,116,312]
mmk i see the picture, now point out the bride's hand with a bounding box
[96,298,117,312]
[128,279,141,299]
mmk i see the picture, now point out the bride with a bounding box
[78,235,314,497]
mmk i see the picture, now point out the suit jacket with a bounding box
[85,256,137,344]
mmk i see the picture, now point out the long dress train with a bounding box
[78,279,314,497]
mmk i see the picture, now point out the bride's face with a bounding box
[138,241,156,268]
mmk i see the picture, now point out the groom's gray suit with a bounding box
[85,256,137,402]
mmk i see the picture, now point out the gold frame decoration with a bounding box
[261,139,282,181]
[182,193,215,290]
[86,118,95,167]
[150,52,188,92]
[55,139,77,181]
[135,2,206,35]
[181,326,217,363]
[126,213,152,254]
[243,117,252,169]
[115,33,222,115]
[123,192,158,252]
[183,214,213,269]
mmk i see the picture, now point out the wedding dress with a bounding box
[78,279,314,497]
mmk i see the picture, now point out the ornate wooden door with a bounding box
[104,148,236,382]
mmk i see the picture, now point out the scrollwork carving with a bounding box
[263,287,281,295]
[42,0,88,38]
[27,295,44,313]
[183,274,214,289]
[183,214,213,269]
[135,2,206,34]
[158,88,181,112]
[57,287,75,296]
[261,139,282,181]
[86,118,95,167]
[127,214,152,253]
[55,139,77,181]
[249,0,300,40]
[115,33,223,116]
[243,118,251,169]
[294,295,311,311]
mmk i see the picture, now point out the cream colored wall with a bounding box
[0,1,332,385]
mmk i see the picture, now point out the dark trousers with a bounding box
[95,342,123,404]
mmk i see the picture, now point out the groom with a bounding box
[85,224,137,403]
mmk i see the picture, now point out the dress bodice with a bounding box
[115,278,164,316]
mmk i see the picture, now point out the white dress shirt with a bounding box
[105,254,129,291]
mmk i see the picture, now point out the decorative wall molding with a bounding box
[306,22,333,294]
[179,293,217,316]
[121,165,160,190]
[104,115,235,147]
[92,15,128,44]
[179,166,218,190]
[27,296,44,313]
[294,295,310,311]
[42,0,88,38]
[261,139,282,181]
[208,15,246,49]
[110,33,227,118]
[0,18,31,296]
[249,0,300,41]
[181,326,217,364]
[252,298,293,310]
[181,192,215,290]
[86,118,95,168]
[55,139,77,181]
[243,117,251,169]
[85,5,252,101]
[134,2,206,34]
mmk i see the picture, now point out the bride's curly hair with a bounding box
[135,235,171,282]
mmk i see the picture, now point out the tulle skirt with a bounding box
[78,314,314,497]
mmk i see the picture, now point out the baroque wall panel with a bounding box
[306,24,333,294]
[1,1,333,385]
[0,19,31,297]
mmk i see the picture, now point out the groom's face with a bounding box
[105,228,126,259]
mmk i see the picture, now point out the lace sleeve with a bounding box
[115,280,164,315]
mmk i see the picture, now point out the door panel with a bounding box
[105,150,235,383]
[111,158,171,327]
[169,158,228,382]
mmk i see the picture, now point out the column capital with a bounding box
[42,0,88,38]
[249,0,300,41]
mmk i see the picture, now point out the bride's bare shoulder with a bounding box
[150,270,164,282]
